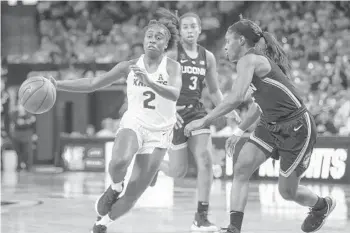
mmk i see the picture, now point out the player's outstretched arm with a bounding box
[53,61,131,93]
[149,58,182,101]
[202,54,256,126]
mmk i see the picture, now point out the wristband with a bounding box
[232,127,244,137]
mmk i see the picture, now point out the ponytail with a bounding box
[154,7,179,28]
[261,31,291,77]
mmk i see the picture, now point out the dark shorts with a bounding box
[248,111,317,177]
[172,102,210,149]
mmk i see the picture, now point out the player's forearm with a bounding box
[56,78,94,93]
[209,89,223,107]
[238,103,261,131]
[148,82,179,101]
[204,92,244,126]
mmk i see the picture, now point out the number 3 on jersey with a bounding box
[189,76,198,90]
[143,91,155,109]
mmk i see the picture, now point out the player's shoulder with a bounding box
[238,53,259,67]
[204,49,216,65]
[166,49,178,60]
[165,56,181,77]
[166,56,181,69]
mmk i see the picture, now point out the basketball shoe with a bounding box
[220,225,240,233]
[190,211,219,232]
[301,196,336,232]
[95,183,124,216]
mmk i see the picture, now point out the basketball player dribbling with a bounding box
[185,17,336,233]
[50,9,181,233]
[150,10,241,231]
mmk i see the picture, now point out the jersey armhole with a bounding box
[255,55,273,79]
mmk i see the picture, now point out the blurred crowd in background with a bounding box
[2,1,350,137]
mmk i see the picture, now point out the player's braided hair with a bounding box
[228,15,291,77]
[146,8,179,51]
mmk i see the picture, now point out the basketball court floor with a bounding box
[1,170,349,233]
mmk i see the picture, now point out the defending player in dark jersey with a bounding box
[152,10,240,232]
[185,17,336,233]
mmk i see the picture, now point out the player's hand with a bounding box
[225,134,240,158]
[226,110,241,123]
[184,118,206,137]
[130,65,152,85]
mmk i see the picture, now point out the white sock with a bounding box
[96,214,113,226]
[111,181,123,192]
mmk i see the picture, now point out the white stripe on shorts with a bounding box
[279,112,312,177]
[249,131,274,153]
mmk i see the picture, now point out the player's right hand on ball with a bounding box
[225,134,240,158]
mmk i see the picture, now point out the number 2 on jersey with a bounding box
[143,91,155,109]
[189,76,198,90]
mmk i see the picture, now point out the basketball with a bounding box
[18,76,56,114]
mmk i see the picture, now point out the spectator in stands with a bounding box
[128,43,144,59]
[96,118,115,137]
[1,74,11,171]
[86,124,96,137]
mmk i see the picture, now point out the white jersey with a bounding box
[124,54,177,131]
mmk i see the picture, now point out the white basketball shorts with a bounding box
[116,112,174,154]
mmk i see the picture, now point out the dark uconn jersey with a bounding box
[177,44,207,106]
[247,48,306,123]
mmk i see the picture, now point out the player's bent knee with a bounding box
[278,184,297,201]
[233,162,252,181]
[233,143,266,181]
[233,154,256,181]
